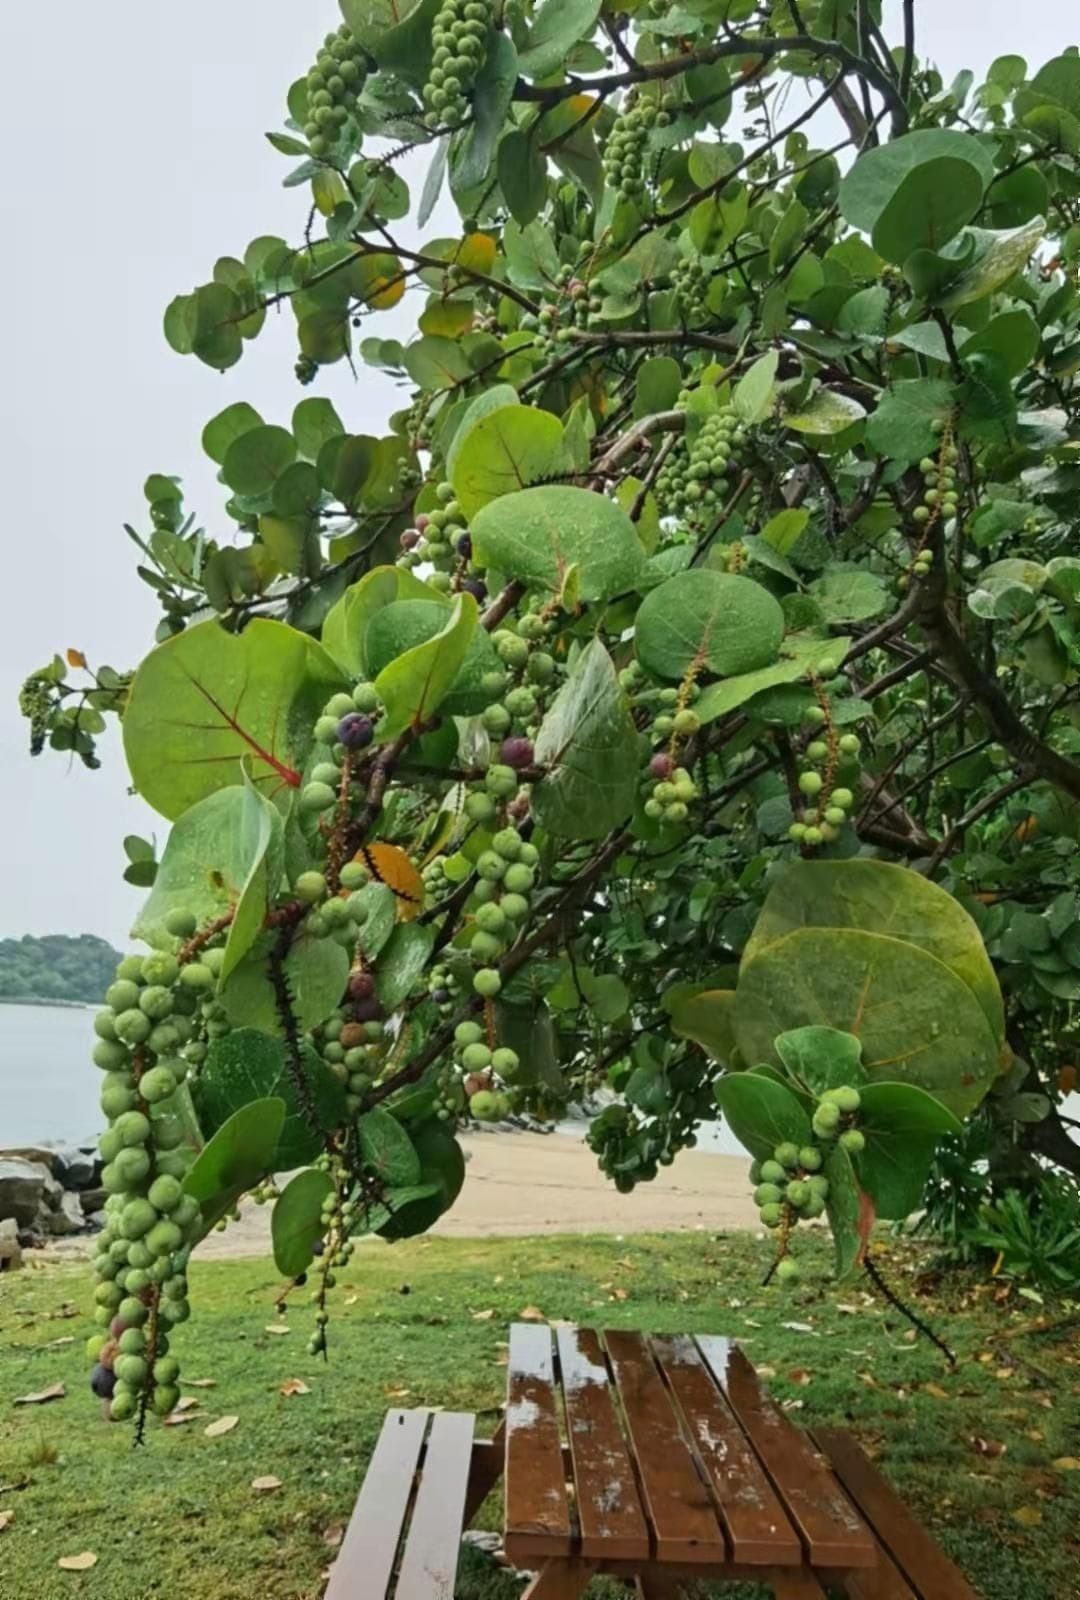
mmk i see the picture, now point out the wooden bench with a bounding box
[325,1327,982,1599]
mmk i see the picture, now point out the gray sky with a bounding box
[0,2,1074,949]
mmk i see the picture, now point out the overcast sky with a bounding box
[0,2,1074,949]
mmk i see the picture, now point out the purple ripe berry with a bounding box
[400,528,421,551]
[432,987,451,1005]
[500,736,534,770]
[461,576,487,602]
[352,996,384,1023]
[90,1363,117,1400]
[337,713,374,750]
[456,533,473,559]
[348,971,376,1001]
[649,752,674,779]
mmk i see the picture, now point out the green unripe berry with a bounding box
[503,863,534,895]
[475,901,507,935]
[806,741,829,762]
[829,1085,862,1112]
[93,1039,129,1071]
[473,968,502,998]
[114,1008,152,1045]
[465,792,497,822]
[798,771,823,797]
[148,1175,183,1213]
[786,1180,810,1208]
[830,788,854,810]
[120,1199,158,1240]
[798,1146,822,1172]
[788,823,807,842]
[454,1020,485,1047]
[139,985,174,1021]
[139,1066,178,1104]
[774,1142,800,1170]
[775,1257,800,1284]
[164,909,198,939]
[673,708,700,736]
[803,826,823,847]
[113,1147,151,1187]
[839,1128,865,1154]
[469,1089,501,1122]
[476,850,507,881]
[106,980,141,1013]
[461,1042,493,1071]
[300,782,337,814]
[491,827,522,861]
[471,930,503,963]
[296,870,328,904]
[838,734,861,756]
[754,1183,783,1206]
[804,705,827,726]
[491,1047,520,1079]
[142,952,179,987]
[352,682,380,712]
[760,1203,784,1228]
[824,807,847,828]
[760,1160,787,1184]
[500,893,529,922]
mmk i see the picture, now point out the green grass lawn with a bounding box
[1,1231,1077,1600]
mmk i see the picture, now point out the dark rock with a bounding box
[0,1159,61,1228]
[79,1186,107,1216]
[1,1142,98,1189]
[43,1191,88,1237]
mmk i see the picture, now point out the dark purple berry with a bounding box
[352,996,384,1023]
[501,736,535,770]
[432,987,451,1005]
[348,971,376,1001]
[456,533,473,559]
[649,752,674,779]
[91,1363,116,1400]
[415,513,430,532]
[337,713,374,750]
[400,529,421,551]
[461,576,487,602]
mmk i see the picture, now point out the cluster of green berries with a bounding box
[87,920,218,1421]
[427,963,462,1018]
[788,688,862,849]
[307,1182,355,1355]
[603,95,669,202]
[912,438,960,529]
[588,1101,699,1194]
[656,400,746,525]
[671,256,710,323]
[485,627,556,739]
[811,1083,865,1148]
[749,1139,830,1285]
[303,25,368,159]
[317,974,386,1113]
[621,660,702,746]
[302,684,382,820]
[399,483,479,593]
[423,0,493,128]
[642,749,699,824]
[470,826,538,971]
[451,1016,519,1122]
[526,275,606,357]
[295,866,373,954]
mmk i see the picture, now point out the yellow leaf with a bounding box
[519,1305,545,1322]
[66,649,87,669]
[923,1383,950,1400]
[1012,1506,1043,1526]
[353,842,425,920]
[0,1510,14,1532]
[1052,1457,1080,1472]
[264,1324,291,1336]
[58,1553,98,1571]
[472,1309,496,1322]
[457,232,497,275]
[204,1415,240,1438]
[251,1476,283,1493]
[279,1379,310,1398]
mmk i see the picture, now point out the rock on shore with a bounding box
[0,1141,104,1266]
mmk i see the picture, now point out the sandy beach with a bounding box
[187,1131,757,1260]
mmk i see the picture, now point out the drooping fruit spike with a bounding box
[336,713,374,750]
[500,736,534,770]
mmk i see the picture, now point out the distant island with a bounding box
[0,934,122,1006]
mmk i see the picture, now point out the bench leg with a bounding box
[634,1577,685,1599]
[521,1559,595,1599]
[464,1418,506,1525]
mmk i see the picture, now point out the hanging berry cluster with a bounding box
[603,93,672,203]
[655,398,747,528]
[750,1085,864,1285]
[671,255,710,324]
[900,418,959,590]
[423,0,494,129]
[303,25,369,159]
[788,674,862,850]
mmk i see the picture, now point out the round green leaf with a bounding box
[532,639,640,839]
[182,1098,286,1236]
[634,570,785,681]
[123,618,346,820]
[364,597,496,721]
[712,1071,813,1164]
[471,485,644,602]
[735,928,1001,1115]
[271,1168,334,1276]
[221,425,297,497]
[743,858,1005,1046]
[198,1027,347,1169]
[449,405,566,520]
[871,158,985,264]
[839,130,994,237]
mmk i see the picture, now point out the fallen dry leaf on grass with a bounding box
[264,1324,290,1336]
[322,1524,345,1549]
[172,1396,201,1414]
[519,1306,544,1322]
[180,1378,216,1389]
[971,1437,1007,1458]
[251,1476,282,1493]
[1012,1506,1043,1527]
[58,1552,97,1571]
[40,1337,75,1351]
[0,1510,14,1532]
[787,1368,813,1386]
[204,1415,240,1438]
[1052,1457,1080,1472]
[14,1383,65,1406]
[472,1309,496,1321]
[279,1379,310,1398]
[162,1411,200,1428]
[923,1383,950,1400]
[384,1385,411,1399]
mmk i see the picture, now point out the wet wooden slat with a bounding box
[697,1339,876,1570]
[325,1408,428,1600]
[556,1325,651,1561]
[815,1430,981,1599]
[650,1333,801,1567]
[395,1411,475,1600]
[603,1329,726,1565]
[504,1322,574,1561]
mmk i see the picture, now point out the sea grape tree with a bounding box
[19,1,1080,1424]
